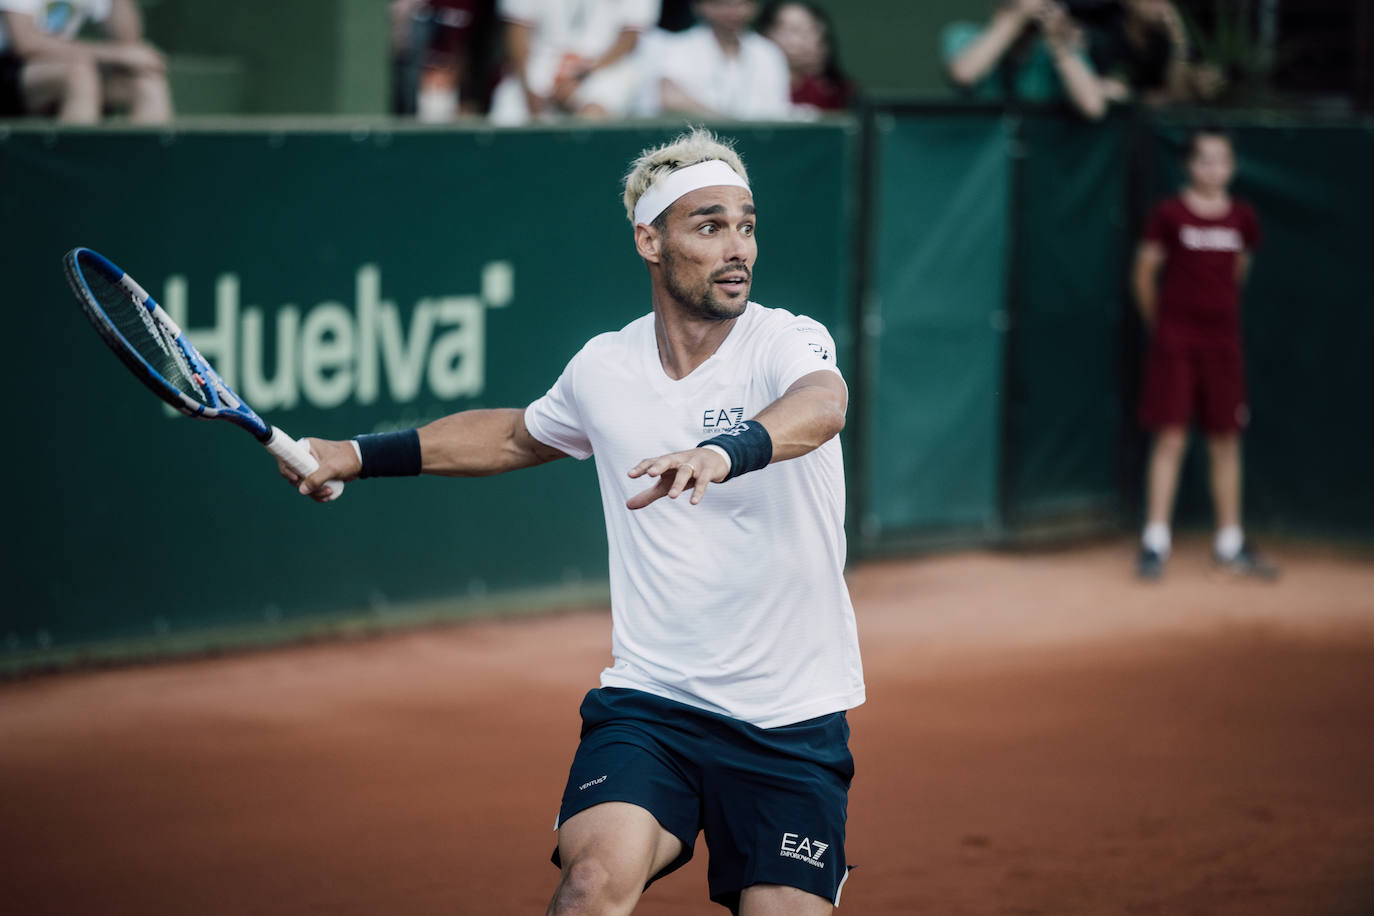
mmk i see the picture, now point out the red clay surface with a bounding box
[3,538,1373,915]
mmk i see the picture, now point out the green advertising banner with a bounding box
[1005,115,1129,528]
[3,122,855,659]
[860,112,1011,543]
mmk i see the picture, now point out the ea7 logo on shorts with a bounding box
[779,832,829,869]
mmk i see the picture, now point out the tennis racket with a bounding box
[64,247,344,500]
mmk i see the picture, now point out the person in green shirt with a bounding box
[942,0,1115,120]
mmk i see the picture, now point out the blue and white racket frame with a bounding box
[64,247,343,500]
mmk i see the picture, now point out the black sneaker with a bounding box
[1214,541,1280,580]
[1137,546,1166,581]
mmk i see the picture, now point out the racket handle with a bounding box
[264,426,345,501]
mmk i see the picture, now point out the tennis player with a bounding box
[284,128,865,915]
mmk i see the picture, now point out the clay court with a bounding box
[3,538,1373,915]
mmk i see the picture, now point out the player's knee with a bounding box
[65,56,99,93]
[550,857,635,915]
[132,71,171,101]
[1207,434,1239,456]
[1155,428,1187,454]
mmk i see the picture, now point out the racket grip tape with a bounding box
[264,426,345,501]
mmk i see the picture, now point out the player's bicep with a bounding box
[513,410,571,467]
[783,369,848,413]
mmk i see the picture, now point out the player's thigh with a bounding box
[555,801,684,893]
[19,57,93,110]
[702,712,853,911]
[739,882,834,915]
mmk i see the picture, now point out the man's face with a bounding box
[657,185,757,321]
[1188,136,1235,193]
[695,0,758,37]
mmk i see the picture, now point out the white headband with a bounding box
[633,159,751,226]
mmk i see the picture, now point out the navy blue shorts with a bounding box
[552,687,855,913]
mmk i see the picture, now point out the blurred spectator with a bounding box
[1089,0,1225,106]
[1132,129,1276,581]
[0,0,172,123]
[488,0,658,125]
[654,0,791,119]
[392,0,494,121]
[943,0,1111,120]
[756,1,856,112]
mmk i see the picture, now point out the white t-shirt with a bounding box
[653,25,792,119]
[498,0,656,92]
[525,302,865,728]
[0,0,111,53]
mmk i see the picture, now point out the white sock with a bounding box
[1142,522,1171,557]
[1215,525,1244,560]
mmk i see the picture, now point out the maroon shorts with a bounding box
[1139,335,1248,434]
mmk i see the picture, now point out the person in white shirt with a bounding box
[489,0,659,124]
[284,128,864,915]
[0,0,171,123]
[653,0,791,119]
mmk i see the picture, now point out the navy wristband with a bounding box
[354,429,422,479]
[697,420,772,482]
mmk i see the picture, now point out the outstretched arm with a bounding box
[1037,2,1108,120]
[287,408,568,502]
[626,370,847,509]
[947,2,1034,88]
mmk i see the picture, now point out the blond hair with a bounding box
[622,127,750,224]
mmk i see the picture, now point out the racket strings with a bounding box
[85,267,214,408]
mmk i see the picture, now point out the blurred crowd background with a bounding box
[0,0,1369,125]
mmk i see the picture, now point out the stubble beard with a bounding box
[661,247,751,322]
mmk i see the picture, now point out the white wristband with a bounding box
[351,439,362,468]
[700,443,732,474]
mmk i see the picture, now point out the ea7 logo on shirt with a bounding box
[793,326,831,361]
[779,833,829,869]
[702,407,745,432]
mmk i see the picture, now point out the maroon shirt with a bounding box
[1144,195,1261,338]
[791,74,855,111]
